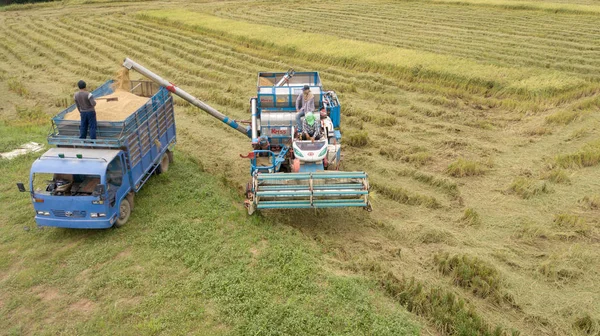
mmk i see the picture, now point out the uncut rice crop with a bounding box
[140,10,591,102]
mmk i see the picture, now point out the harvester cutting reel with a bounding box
[244,171,372,215]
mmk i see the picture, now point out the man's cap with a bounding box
[302,85,310,91]
[258,135,269,145]
[305,112,315,126]
[77,80,86,89]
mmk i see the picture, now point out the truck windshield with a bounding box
[33,173,101,196]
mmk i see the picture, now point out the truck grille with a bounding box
[52,210,87,218]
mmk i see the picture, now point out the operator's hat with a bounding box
[302,85,310,91]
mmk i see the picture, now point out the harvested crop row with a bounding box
[141,10,592,102]
[212,2,600,76]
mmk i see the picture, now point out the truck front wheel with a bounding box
[115,199,131,228]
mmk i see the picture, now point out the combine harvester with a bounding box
[122,58,371,214]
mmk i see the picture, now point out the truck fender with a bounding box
[126,192,135,211]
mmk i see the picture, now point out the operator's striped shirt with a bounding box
[302,118,320,138]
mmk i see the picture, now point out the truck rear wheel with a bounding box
[115,199,131,228]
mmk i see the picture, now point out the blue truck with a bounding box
[17,80,176,229]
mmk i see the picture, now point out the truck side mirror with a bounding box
[16,183,26,192]
[93,184,106,199]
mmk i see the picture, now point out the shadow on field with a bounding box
[262,208,373,232]
[40,226,117,241]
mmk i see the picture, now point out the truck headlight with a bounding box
[92,200,104,205]
[37,211,50,216]
[98,213,106,217]
[91,213,98,218]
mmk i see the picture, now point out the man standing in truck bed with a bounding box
[74,80,97,140]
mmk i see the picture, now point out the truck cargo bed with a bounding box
[48,80,176,191]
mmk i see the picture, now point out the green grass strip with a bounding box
[0,122,420,335]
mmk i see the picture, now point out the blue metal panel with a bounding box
[298,162,324,172]
[256,199,368,210]
[35,217,114,229]
[31,194,114,229]
[331,105,341,128]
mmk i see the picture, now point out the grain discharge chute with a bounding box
[122,58,371,214]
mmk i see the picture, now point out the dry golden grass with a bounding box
[7,77,28,96]
[553,141,600,169]
[445,158,488,177]
[346,130,369,147]
[460,208,481,226]
[507,177,550,199]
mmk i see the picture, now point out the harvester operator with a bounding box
[301,112,321,142]
[74,80,97,140]
[295,85,315,133]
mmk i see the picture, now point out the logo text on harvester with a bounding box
[270,128,288,135]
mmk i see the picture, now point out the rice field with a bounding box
[210,0,600,78]
[0,0,599,335]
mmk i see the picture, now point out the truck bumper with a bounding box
[35,215,115,229]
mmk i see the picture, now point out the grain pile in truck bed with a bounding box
[259,77,273,86]
[64,90,150,121]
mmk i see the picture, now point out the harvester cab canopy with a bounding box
[257,71,323,111]
[255,71,341,150]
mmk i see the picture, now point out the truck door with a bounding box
[106,155,129,208]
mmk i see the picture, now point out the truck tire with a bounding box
[126,192,135,211]
[156,153,170,174]
[114,199,131,228]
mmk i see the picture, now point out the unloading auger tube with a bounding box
[122,58,250,137]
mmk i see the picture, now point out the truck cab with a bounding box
[29,148,132,229]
